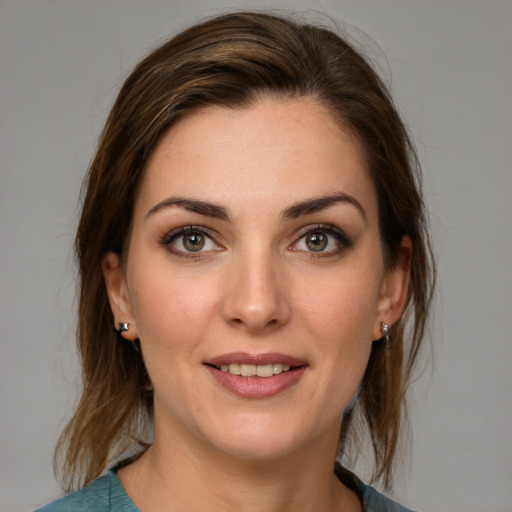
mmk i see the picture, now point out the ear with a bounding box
[372,235,412,341]
[102,251,139,341]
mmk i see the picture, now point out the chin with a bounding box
[209,434,302,462]
[199,411,332,463]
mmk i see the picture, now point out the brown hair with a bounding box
[55,11,435,492]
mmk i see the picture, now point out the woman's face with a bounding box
[104,97,409,461]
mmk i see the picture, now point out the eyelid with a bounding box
[291,223,353,253]
[161,225,223,256]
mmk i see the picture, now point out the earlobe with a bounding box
[102,252,138,340]
[372,236,412,340]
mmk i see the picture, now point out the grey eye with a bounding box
[183,233,205,252]
[305,232,328,252]
[165,227,220,256]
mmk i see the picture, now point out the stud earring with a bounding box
[381,322,391,341]
[118,322,129,333]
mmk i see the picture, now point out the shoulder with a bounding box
[358,480,417,512]
[335,465,417,512]
[35,471,139,512]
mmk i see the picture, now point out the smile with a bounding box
[218,363,291,377]
[204,353,308,398]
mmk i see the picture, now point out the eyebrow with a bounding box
[146,197,230,220]
[282,193,367,223]
[146,192,366,223]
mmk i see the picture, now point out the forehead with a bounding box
[137,98,376,218]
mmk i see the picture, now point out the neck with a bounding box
[117,414,360,512]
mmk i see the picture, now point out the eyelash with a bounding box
[292,224,353,256]
[160,223,353,258]
[161,225,221,259]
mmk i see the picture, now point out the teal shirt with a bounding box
[36,470,416,512]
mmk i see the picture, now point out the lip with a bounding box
[204,352,308,399]
[204,352,307,367]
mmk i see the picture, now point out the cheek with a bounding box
[128,265,220,349]
[129,273,220,400]
[296,269,380,344]
[294,266,381,398]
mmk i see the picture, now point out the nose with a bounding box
[221,248,291,334]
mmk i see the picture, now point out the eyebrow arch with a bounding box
[146,192,366,223]
[281,193,367,223]
[146,197,230,220]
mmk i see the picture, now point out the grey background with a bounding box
[1,1,511,511]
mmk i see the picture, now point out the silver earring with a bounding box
[381,322,391,340]
[118,322,129,333]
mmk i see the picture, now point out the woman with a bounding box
[39,11,434,512]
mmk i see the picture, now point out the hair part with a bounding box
[55,11,435,492]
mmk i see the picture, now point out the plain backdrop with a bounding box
[1,1,511,511]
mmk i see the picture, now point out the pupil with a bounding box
[184,233,204,251]
[306,232,327,251]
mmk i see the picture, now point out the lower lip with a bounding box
[205,366,307,399]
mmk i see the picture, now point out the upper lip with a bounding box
[204,352,308,367]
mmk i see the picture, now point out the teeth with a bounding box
[219,363,293,377]
[240,364,256,376]
[256,364,273,377]
[229,363,241,375]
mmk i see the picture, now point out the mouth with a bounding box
[204,352,307,376]
[203,352,308,398]
[215,362,293,377]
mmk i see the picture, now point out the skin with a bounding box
[103,97,411,512]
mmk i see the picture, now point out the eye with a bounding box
[163,227,220,255]
[304,232,329,252]
[293,225,352,254]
